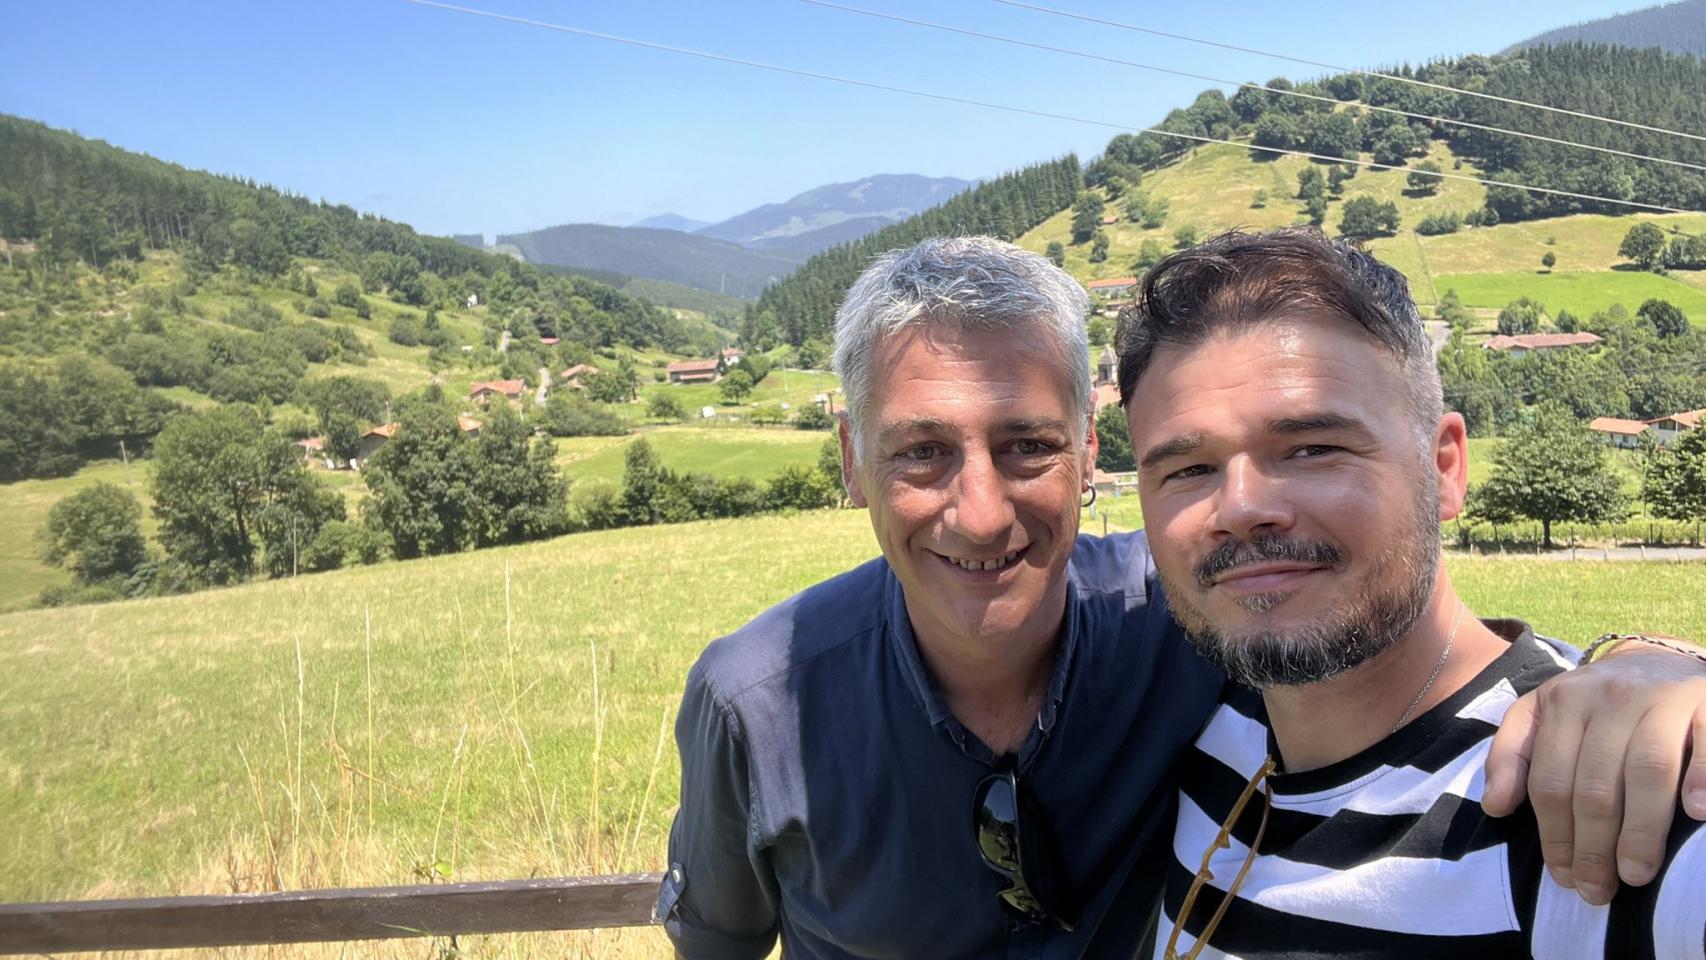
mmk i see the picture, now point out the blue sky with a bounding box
[4,0,1653,236]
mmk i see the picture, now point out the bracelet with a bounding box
[1584,632,1706,667]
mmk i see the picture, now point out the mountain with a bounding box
[697,173,976,259]
[496,224,802,298]
[1508,0,1706,56]
[631,212,710,231]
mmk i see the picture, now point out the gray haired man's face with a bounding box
[840,323,1097,651]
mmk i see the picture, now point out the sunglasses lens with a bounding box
[974,774,1021,870]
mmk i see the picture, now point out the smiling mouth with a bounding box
[938,548,1025,573]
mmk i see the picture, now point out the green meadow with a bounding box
[1433,269,1706,325]
[554,425,831,485]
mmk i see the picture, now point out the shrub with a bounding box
[1415,212,1462,236]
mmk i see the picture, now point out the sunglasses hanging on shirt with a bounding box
[972,764,1081,932]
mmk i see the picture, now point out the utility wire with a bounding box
[802,0,1706,174]
[988,0,1706,144]
[397,0,1701,217]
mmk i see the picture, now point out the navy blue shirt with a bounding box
[660,530,1225,959]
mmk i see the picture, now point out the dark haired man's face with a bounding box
[1125,314,1466,688]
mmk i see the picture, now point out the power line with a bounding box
[802,0,1706,174]
[397,0,1701,217]
[987,0,1706,145]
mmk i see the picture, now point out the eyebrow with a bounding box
[1138,433,1204,472]
[875,416,1072,444]
[1266,413,1378,440]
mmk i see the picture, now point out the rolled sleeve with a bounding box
[660,664,779,960]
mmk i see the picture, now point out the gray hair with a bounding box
[832,236,1092,456]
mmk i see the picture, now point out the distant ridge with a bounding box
[631,212,710,232]
[1508,0,1706,56]
[696,173,976,259]
[497,224,800,299]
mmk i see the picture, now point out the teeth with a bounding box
[950,551,1019,572]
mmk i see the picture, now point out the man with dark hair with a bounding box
[1120,228,1706,958]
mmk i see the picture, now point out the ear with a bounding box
[838,414,868,509]
[1434,411,1470,521]
[1083,401,1100,488]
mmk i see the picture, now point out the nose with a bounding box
[944,447,1015,545]
[1213,454,1294,539]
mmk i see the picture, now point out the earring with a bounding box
[1082,485,1098,510]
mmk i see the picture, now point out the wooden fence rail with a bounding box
[0,873,662,954]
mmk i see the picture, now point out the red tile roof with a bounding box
[1588,417,1648,436]
[560,364,598,380]
[668,359,723,374]
[364,422,399,440]
[1086,276,1139,290]
[469,378,526,397]
[1649,408,1705,430]
[1482,332,1603,351]
[457,414,482,433]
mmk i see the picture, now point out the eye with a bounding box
[895,443,943,462]
[1290,444,1343,459]
[1011,438,1056,456]
[1164,464,1213,481]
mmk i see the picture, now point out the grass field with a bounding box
[4,508,1700,905]
[554,425,832,484]
[1434,269,1706,325]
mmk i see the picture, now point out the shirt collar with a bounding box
[883,562,1082,764]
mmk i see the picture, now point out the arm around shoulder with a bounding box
[659,659,780,960]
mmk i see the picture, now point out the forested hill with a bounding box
[740,43,1706,349]
[738,156,1081,348]
[1510,0,1706,57]
[0,115,690,351]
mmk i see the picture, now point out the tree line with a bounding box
[35,396,847,607]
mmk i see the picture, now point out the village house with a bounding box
[1099,214,1118,225]
[1481,331,1603,356]
[352,416,481,469]
[1588,416,1649,449]
[667,358,722,384]
[468,378,526,408]
[721,347,746,363]
[1647,408,1704,446]
[559,363,598,390]
[538,336,560,347]
[1092,344,1121,411]
[1085,276,1139,299]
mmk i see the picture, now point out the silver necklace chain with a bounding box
[1392,604,1466,734]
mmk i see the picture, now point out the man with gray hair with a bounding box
[659,235,1706,959]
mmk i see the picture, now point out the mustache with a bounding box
[1194,534,1346,588]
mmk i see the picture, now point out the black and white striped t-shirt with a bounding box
[1156,620,1706,960]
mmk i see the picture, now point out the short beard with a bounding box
[1161,473,1441,690]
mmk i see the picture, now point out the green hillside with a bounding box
[1019,140,1706,319]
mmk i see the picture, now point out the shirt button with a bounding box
[670,865,684,883]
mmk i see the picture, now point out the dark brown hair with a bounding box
[1114,227,1440,425]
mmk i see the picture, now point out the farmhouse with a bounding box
[468,378,526,407]
[1647,408,1704,446]
[352,416,482,469]
[668,358,722,384]
[1085,276,1139,297]
[721,347,746,363]
[559,364,598,390]
[354,422,398,466]
[1481,332,1603,356]
[1588,416,1649,449]
[1099,214,1118,225]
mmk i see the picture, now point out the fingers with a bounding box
[1613,699,1692,887]
[1566,700,1638,905]
[1687,704,1706,821]
[1483,690,1538,817]
[1525,680,1588,892]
